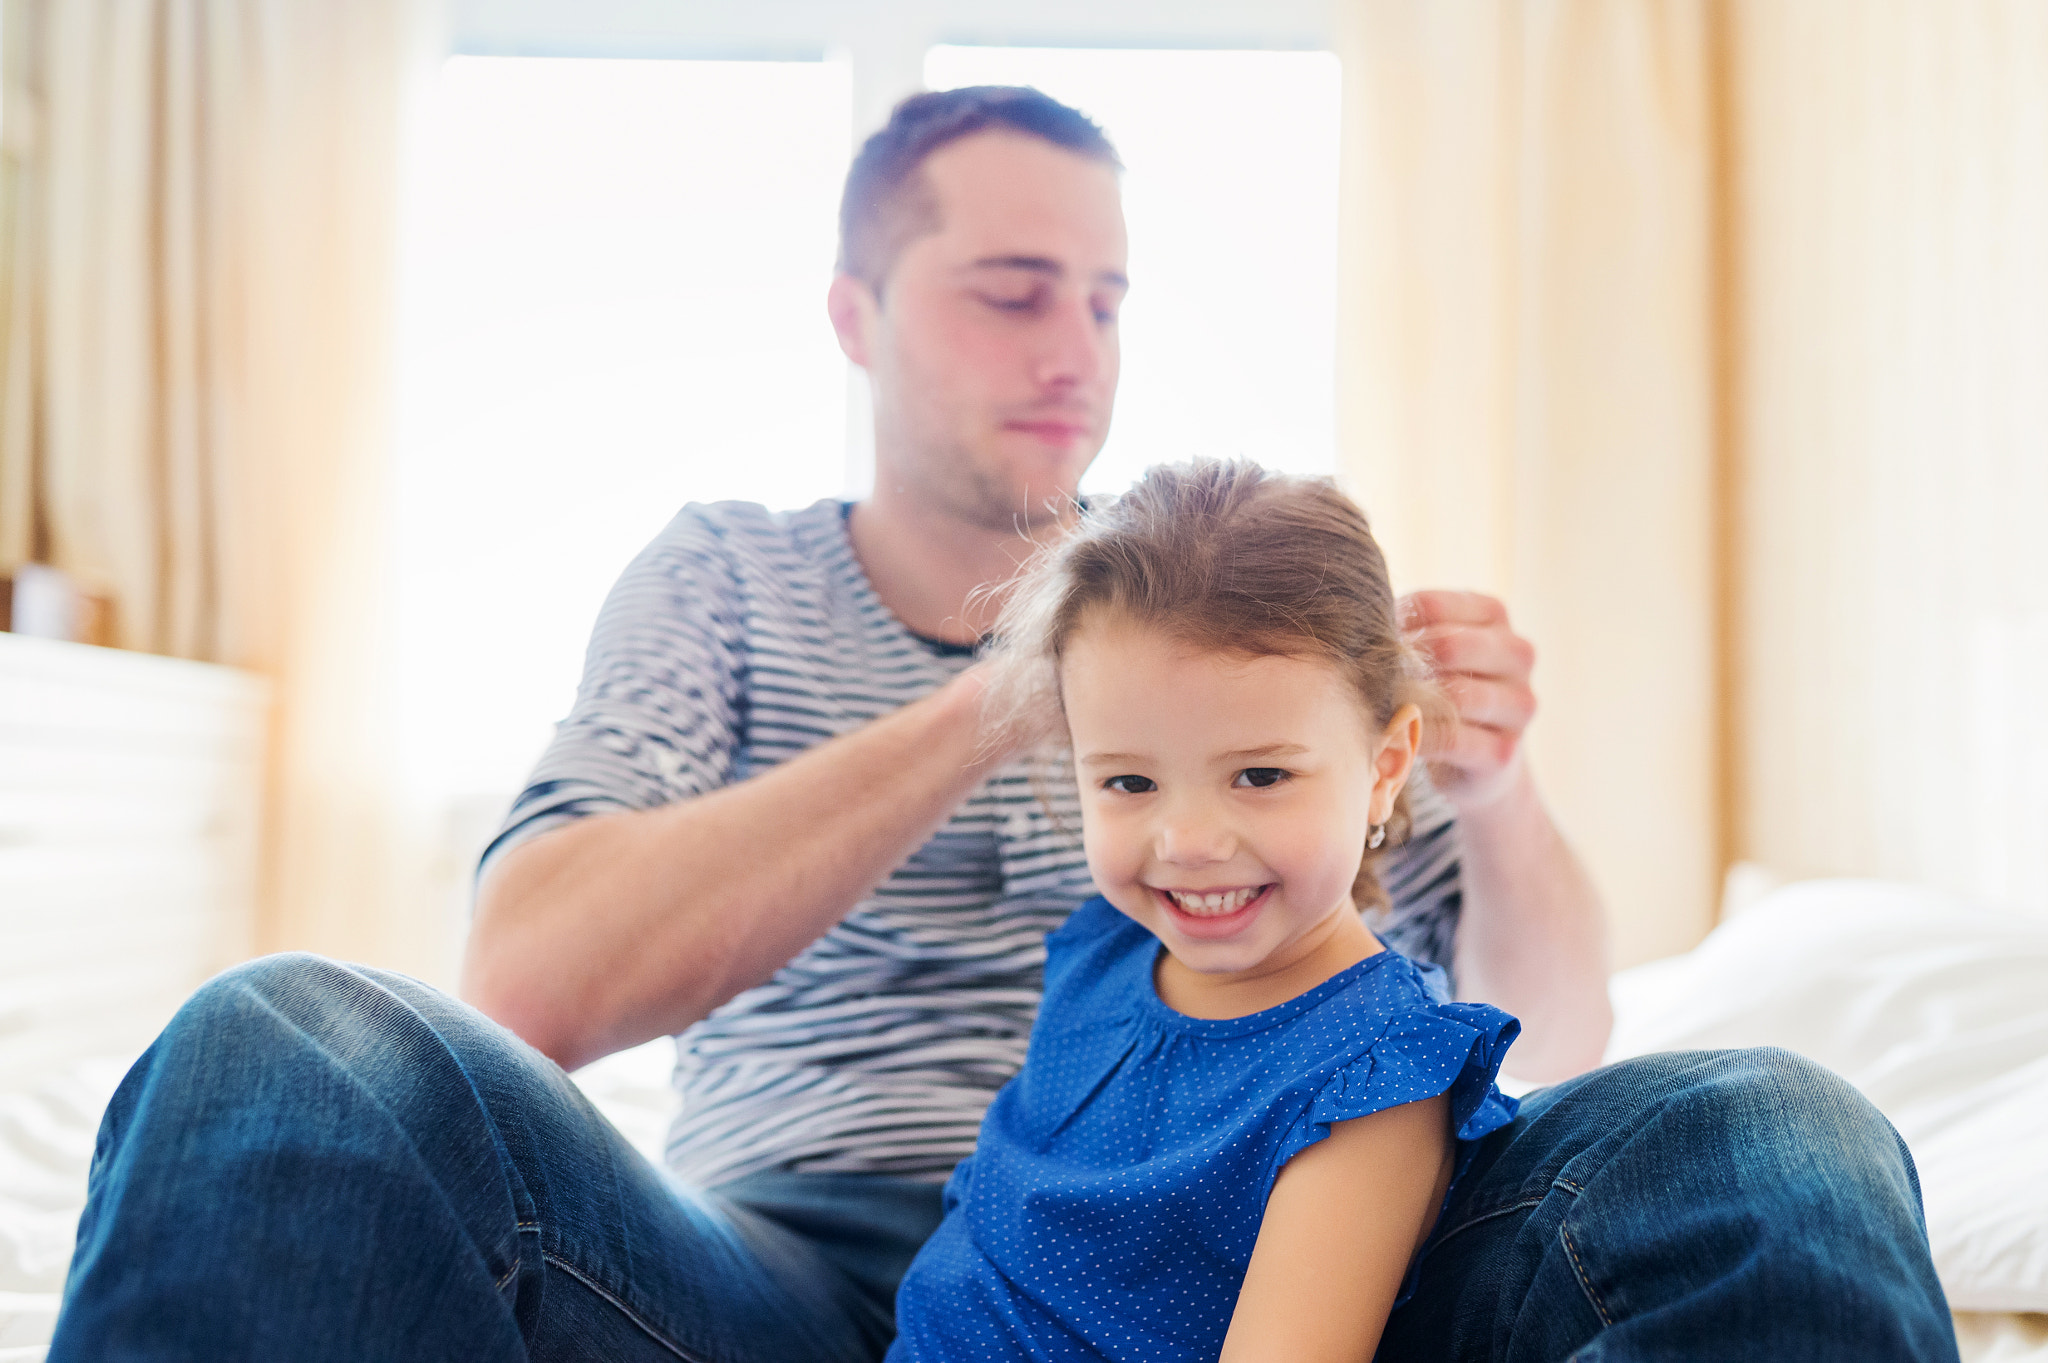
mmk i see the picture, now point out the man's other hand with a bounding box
[1399,590,1538,814]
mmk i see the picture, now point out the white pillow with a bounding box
[1606,879,2048,1313]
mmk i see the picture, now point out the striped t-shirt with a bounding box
[483,498,1465,1187]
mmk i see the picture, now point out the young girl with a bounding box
[885,460,1520,1363]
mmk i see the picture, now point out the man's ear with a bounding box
[827,273,879,368]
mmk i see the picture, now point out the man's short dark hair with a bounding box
[837,85,1121,293]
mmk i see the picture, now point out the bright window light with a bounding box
[395,56,851,805]
[924,46,1343,496]
[393,46,1343,848]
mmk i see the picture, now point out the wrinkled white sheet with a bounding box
[4,880,2044,1360]
[0,1059,127,1361]
[1607,878,2048,1316]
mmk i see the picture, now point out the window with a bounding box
[394,57,850,804]
[396,11,1343,892]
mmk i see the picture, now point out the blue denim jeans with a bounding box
[50,955,1959,1362]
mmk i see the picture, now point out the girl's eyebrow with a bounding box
[1079,743,1309,768]
[1221,743,1309,761]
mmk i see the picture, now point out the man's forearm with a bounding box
[1450,765,1613,1081]
[464,671,1004,1070]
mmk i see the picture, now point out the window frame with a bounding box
[448,0,1335,136]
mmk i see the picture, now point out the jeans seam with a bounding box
[1558,1220,1614,1328]
[542,1251,711,1363]
[496,1221,540,1292]
[1427,1195,1547,1252]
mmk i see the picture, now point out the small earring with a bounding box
[1368,824,1386,850]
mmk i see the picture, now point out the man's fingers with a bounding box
[1436,675,1537,736]
[1407,623,1536,684]
[1398,589,1510,632]
[1427,719,1522,776]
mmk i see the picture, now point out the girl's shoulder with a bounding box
[1274,960,1522,1165]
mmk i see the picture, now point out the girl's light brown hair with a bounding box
[984,459,1441,912]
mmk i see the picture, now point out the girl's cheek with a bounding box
[1080,807,1145,882]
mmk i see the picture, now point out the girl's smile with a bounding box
[1150,883,1274,937]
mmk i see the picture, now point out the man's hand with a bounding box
[1400,587,1611,1078]
[1399,590,1538,813]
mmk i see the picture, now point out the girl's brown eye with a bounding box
[1234,768,1287,789]
[1105,775,1156,794]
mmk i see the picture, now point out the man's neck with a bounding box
[846,486,1054,646]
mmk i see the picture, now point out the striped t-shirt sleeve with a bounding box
[1372,772,1463,990]
[480,504,747,876]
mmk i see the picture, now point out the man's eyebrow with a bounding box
[967,254,1062,275]
[965,256,1130,290]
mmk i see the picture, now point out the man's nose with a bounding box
[1030,293,1109,390]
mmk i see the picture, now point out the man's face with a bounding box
[841,131,1128,532]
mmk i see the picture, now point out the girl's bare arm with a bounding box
[1221,1094,1453,1363]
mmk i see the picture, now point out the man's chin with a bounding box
[962,465,1091,535]
[979,490,1084,537]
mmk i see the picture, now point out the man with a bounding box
[51,88,1956,1362]
[460,91,1611,1093]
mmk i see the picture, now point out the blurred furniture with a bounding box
[0,568,113,649]
[0,632,267,1088]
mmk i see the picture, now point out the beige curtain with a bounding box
[0,0,447,979]
[1727,0,2048,915]
[1336,0,1721,969]
[1336,0,2048,966]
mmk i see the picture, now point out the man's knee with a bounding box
[188,950,349,1004]
[144,952,477,1121]
[1587,1047,1920,1206]
[116,952,525,1186]
[168,952,379,1052]
[1621,1047,1892,1137]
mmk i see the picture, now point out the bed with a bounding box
[1601,876,2048,1359]
[4,874,2045,1359]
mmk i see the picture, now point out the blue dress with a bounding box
[886,896,1519,1363]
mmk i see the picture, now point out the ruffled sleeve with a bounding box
[1273,1000,1521,1175]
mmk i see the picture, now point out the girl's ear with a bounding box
[1369,703,1423,824]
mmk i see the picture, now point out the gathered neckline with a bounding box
[1134,945,1402,1038]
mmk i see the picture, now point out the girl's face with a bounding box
[1062,611,1419,996]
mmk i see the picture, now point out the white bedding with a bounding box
[1605,878,2048,1316]
[3,879,2044,1359]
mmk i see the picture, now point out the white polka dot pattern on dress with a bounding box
[886,897,1519,1363]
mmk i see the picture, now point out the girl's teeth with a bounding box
[1168,886,1260,916]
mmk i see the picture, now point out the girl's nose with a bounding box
[1155,811,1236,866]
